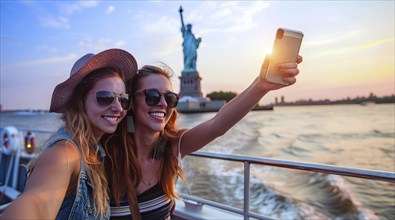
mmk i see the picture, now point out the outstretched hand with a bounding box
[259,55,303,91]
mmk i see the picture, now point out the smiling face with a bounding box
[84,75,127,139]
[133,74,176,134]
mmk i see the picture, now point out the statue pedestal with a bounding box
[177,70,227,114]
[179,71,203,98]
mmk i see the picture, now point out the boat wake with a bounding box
[178,156,380,219]
[251,171,379,219]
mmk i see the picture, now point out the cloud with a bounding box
[152,37,180,56]
[5,54,78,68]
[35,45,59,53]
[60,1,98,15]
[78,1,98,8]
[187,1,270,34]
[26,1,97,29]
[309,37,395,58]
[20,1,71,29]
[352,37,394,50]
[142,16,179,33]
[114,40,126,48]
[306,31,359,47]
[77,38,126,51]
[141,1,270,36]
[38,16,70,29]
[106,5,115,14]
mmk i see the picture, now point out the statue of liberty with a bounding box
[179,6,201,73]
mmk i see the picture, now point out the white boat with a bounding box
[1,126,394,219]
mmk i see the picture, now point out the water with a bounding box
[1,104,394,219]
[175,104,395,219]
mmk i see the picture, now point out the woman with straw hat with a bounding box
[1,48,137,220]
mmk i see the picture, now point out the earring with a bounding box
[127,115,135,133]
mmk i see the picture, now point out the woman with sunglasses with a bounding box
[106,55,302,219]
[1,49,137,220]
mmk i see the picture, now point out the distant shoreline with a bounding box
[272,94,394,107]
[1,94,394,113]
[1,102,394,114]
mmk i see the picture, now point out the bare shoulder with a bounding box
[24,140,81,194]
[7,140,82,218]
[170,129,188,158]
[8,141,80,219]
[35,140,81,176]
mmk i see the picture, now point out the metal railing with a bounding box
[179,151,395,220]
[2,127,395,219]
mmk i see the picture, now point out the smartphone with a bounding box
[264,28,304,85]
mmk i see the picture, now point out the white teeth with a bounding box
[104,116,117,122]
[150,112,165,118]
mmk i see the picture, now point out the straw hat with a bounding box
[50,48,137,113]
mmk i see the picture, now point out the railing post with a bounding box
[244,161,250,220]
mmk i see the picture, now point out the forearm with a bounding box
[180,56,301,155]
[213,56,301,130]
[1,193,53,219]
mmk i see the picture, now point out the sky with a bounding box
[0,0,394,110]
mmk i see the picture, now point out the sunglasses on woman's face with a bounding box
[93,90,131,110]
[134,89,180,108]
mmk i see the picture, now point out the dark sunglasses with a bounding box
[93,90,131,110]
[134,89,180,108]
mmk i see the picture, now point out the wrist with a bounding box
[254,77,271,95]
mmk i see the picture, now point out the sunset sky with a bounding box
[1,1,394,110]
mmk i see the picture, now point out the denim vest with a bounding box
[45,128,110,220]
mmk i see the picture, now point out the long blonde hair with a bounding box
[29,67,124,218]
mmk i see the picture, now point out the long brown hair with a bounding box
[104,64,186,218]
[103,116,141,219]
[133,65,186,199]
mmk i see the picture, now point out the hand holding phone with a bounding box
[264,28,304,85]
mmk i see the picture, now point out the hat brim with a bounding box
[50,48,137,113]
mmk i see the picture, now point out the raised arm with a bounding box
[179,55,302,157]
[179,6,185,29]
[1,141,80,219]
